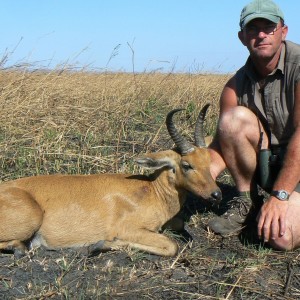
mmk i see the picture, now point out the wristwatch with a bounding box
[271,190,290,201]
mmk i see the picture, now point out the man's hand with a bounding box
[256,197,289,242]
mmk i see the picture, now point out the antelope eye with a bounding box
[181,161,193,171]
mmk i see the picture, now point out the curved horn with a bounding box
[166,109,194,154]
[194,103,210,148]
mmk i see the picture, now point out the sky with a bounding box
[1,1,299,74]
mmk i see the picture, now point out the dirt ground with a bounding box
[1,183,300,300]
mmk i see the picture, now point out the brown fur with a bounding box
[0,148,221,257]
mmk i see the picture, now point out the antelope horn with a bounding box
[166,109,194,154]
[194,103,210,148]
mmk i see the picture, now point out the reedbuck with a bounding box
[0,104,221,257]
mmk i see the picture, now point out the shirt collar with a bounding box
[277,42,285,73]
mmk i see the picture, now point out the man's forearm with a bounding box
[272,127,300,194]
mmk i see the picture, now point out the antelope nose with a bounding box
[211,189,222,203]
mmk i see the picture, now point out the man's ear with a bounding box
[238,31,246,46]
[281,25,288,41]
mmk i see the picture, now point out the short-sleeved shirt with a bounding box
[235,41,300,146]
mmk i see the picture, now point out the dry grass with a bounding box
[0,68,229,180]
[1,66,300,299]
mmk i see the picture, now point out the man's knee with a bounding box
[268,231,297,251]
[218,106,261,143]
[218,106,257,132]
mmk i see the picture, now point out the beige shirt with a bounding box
[235,41,300,145]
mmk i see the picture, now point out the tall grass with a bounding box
[0,66,230,180]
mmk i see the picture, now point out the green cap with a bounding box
[239,0,284,29]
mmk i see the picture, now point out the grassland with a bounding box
[0,67,299,299]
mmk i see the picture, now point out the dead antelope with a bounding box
[0,104,221,257]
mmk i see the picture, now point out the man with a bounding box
[207,0,300,250]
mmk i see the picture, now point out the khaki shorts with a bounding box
[258,146,300,193]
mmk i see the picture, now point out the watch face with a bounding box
[279,191,288,199]
[278,190,289,200]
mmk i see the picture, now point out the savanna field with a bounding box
[0,68,300,299]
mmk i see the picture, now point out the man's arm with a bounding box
[257,81,300,241]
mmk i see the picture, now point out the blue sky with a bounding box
[1,1,299,73]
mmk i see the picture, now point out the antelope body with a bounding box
[0,104,221,257]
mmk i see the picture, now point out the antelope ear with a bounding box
[134,156,175,170]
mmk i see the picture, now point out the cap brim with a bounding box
[241,14,280,29]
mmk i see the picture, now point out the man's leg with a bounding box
[208,106,269,235]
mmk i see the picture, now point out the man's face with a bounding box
[238,18,288,60]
